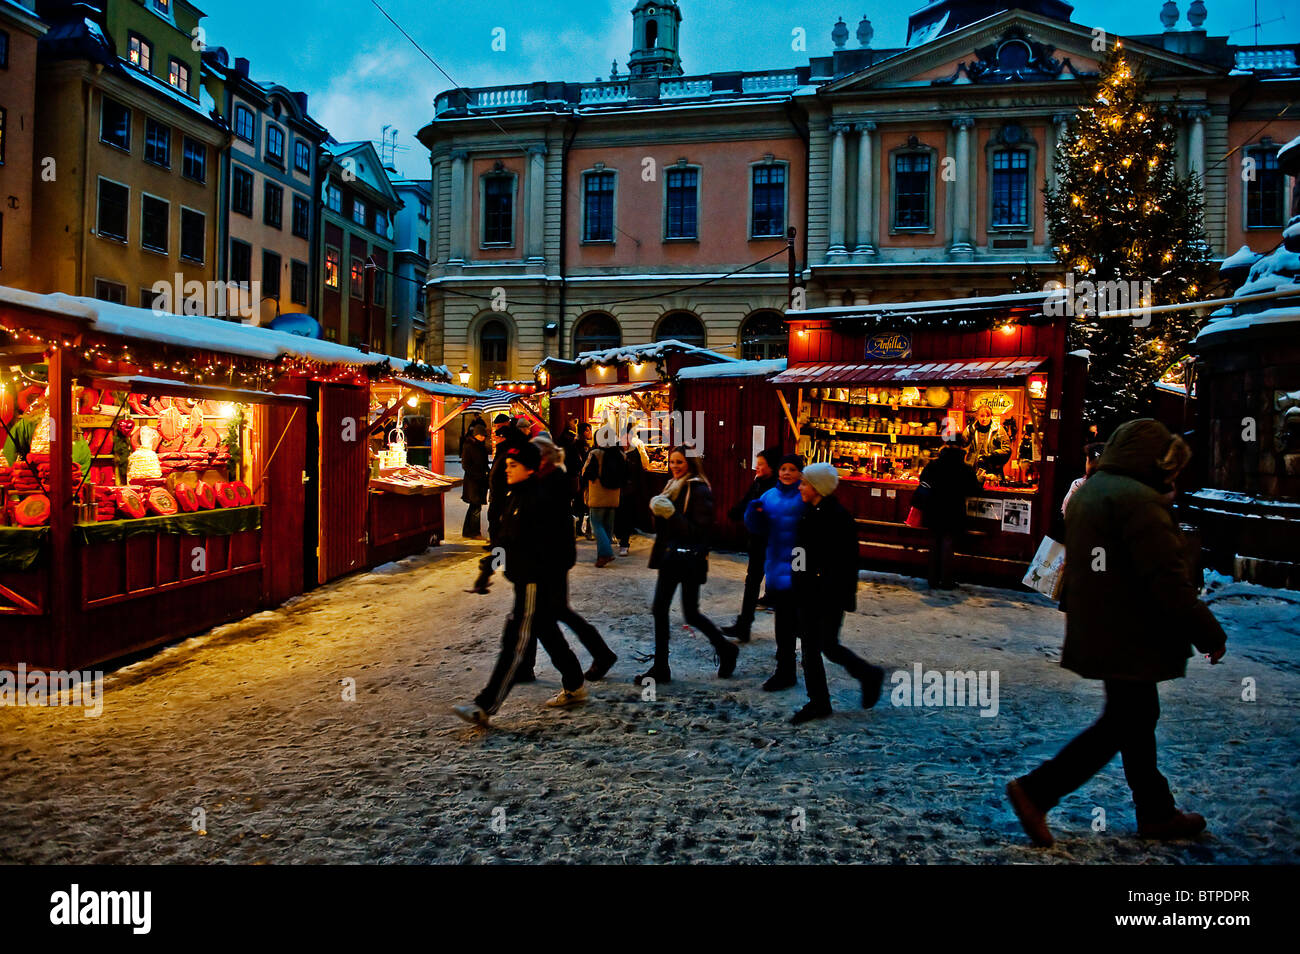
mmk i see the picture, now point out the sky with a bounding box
[198,0,1295,179]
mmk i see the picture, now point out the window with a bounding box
[373,268,385,306]
[480,319,509,382]
[153,0,170,12]
[991,149,1029,228]
[482,175,513,245]
[96,178,129,242]
[182,137,206,182]
[229,240,252,285]
[234,104,254,142]
[1246,147,1284,229]
[144,117,170,168]
[0,108,5,165]
[418,238,427,258]
[168,58,190,94]
[180,208,205,263]
[141,194,168,253]
[573,313,621,355]
[266,124,284,165]
[262,251,281,299]
[893,152,931,229]
[350,257,365,298]
[655,311,706,349]
[100,97,131,151]
[374,211,388,237]
[94,279,126,304]
[141,288,158,311]
[128,33,152,72]
[325,247,340,288]
[326,184,342,212]
[583,171,615,242]
[751,165,785,238]
[291,261,309,305]
[351,198,367,228]
[264,182,283,229]
[740,311,788,361]
[292,195,310,238]
[231,167,253,216]
[665,168,698,239]
[0,30,9,69]
[418,199,429,221]
[295,140,311,174]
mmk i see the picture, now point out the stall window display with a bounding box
[590,387,672,473]
[796,382,1044,490]
[367,386,458,493]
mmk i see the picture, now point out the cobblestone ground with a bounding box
[1,484,1296,864]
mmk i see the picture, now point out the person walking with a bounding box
[572,422,594,538]
[723,447,779,642]
[615,422,650,556]
[513,435,619,683]
[453,441,588,725]
[582,432,625,567]
[1060,441,1106,518]
[916,439,982,590]
[460,422,490,539]
[1006,419,1228,846]
[637,447,740,685]
[788,463,885,724]
[744,454,807,691]
[465,416,530,594]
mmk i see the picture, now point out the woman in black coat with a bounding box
[638,447,740,685]
[916,442,982,589]
[723,446,780,641]
[460,423,490,539]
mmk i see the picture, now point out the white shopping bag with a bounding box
[1022,536,1065,600]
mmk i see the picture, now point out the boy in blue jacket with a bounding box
[744,454,807,691]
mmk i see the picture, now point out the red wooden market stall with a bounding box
[775,291,1087,583]
[0,288,447,670]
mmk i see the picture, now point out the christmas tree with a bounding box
[1044,43,1214,433]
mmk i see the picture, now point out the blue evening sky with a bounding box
[198,0,1294,178]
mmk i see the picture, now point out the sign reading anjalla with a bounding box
[865,332,912,360]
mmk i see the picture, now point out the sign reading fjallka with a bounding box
[865,333,912,360]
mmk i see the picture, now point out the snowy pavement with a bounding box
[0,482,1296,864]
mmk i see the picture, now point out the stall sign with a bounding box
[865,333,912,361]
[970,390,1015,416]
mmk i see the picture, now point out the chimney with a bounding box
[293,91,309,114]
[234,56,250,77]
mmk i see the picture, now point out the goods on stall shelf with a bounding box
[369,465,460,495]
[589,388,673,473]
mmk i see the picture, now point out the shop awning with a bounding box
[90,375,312,407]
[770,357,1047,386]
[460,389,526,416]
[549,381,660,401]
[392,377,481,400]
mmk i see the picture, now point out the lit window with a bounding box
[128,34,152,72]
[168,58,190,94]
[325,247,340,288]
[350,257,365,298]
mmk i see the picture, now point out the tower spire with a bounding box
[628,1,683,77]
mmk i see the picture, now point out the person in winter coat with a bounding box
[460,423,490,539]
[723,447,780,642]
[638,447,740,685]
[1007,419,1228,846]
[454,441,588,725]
[572,422,593,538]
[744,454,807,691]
[615,422,650,555]
[789,463,886,724]
[513,436,619,683]
[581,436,624,567]
[1060,441,1105,518]
[466,417,532,593]
[917,441,982,589]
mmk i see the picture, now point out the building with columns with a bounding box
[418,0,1299,381]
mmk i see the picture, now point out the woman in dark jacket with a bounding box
[723,447,780,642]
[460,423,490,539]
[917,441,982,589]
[744,454,807,690]
[1007,419,1228,847]
[637,447,740,685]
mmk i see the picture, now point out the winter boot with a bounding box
[721,621,752,643]
[790,702,832,725]
[1006,778,1054,847]
[762,668,797,691]
[584,652,618,682]
[1138,810,1207,840]
[861,665,886,709]
[716,640,739,678]
[635,664,671,686]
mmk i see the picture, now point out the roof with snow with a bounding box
[790,289,1066,321]
[534,340,737,374]
[675,358,787,380]
[0,287,446,380]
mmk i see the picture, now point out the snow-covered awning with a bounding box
[569,340,737,368]
[549,381,661,401]
[676,358,787,380]
[770,357,1047,386]
[392,377,480,400]
[91,374,312,407]
[788,290,1065,322]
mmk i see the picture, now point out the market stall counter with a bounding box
[775,292,1087,583]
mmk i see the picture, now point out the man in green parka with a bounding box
[1007,419,1228,846]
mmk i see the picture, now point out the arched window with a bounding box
[645,20,658,49]
[740,311,788,361]
[479,319,509,384]
[655,311,706,349]
[573,312,621,356]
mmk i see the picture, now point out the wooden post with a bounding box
[48,345,73,667]
[774,388,800,444]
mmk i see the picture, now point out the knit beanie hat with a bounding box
[505,441,541,471]
[757,446,782,468]
[778,453,806,471]
[801,462,840,497]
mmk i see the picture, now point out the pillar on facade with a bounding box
[828,123,849,261]
[526,143,547,265]
[448,149,469,265]
[853,121,877,261]
[950,117,974,260]
[1187,107,1208,183]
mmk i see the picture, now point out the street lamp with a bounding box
[458,364,472,386]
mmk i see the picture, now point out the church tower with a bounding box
[628,1,683,76]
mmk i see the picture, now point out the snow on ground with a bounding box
[0,481,1296,864]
